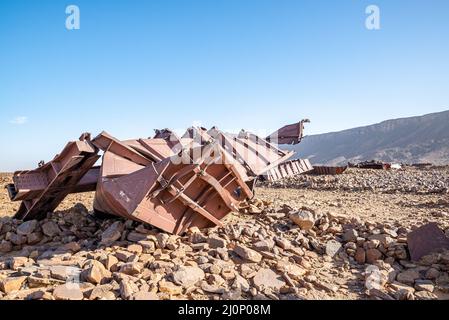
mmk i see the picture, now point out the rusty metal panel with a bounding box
[94,141,253,235]
[92,131,153,166]
[10,135,99,220]
[407,223,449,261]
[265,159,313,182]
[7,166,101,202]
[266,119,310,145]
[207,128,294,179]
[9,119,310,235]
[313,165,348,175]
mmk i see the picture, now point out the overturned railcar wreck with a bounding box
[7,120,311,234]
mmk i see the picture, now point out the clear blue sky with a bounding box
[1,0,448,171]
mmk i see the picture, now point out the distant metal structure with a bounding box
[264,159,314,182]
[7,120,311,234]
[312,165,348,175]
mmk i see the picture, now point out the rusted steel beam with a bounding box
[207,128,295,180]
[7,166,100,201]
[10,134,99,220]
[312,165,348,175]
[92,131,153,166]
[265,159,314,182]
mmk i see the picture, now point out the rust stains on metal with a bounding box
[312,165,348,175]
[8,134,100,220]
[8,121,310,234]
[265,159,314,182]
[266,119,310,145]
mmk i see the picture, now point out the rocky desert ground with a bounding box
[1,166,449,300]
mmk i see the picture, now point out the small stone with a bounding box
[90,285,115,300]
[62,241,81,252]
[83,260,111,285]
[355,248,366,264]
[366,248,383,264]
[342,229,358,242]
[159,280,182,295]
[133,291,159,300]
[115,250,134,262]
[275,237,291,250]
[100,221,123,245]
[396,270,420,285]
[41,221,61,237]
[414,279,434,292]
[233,244,262,263]
[0,276,27,293]
[188,229,208,244]
[103,255,119,271]
[72,202,88,215]
[156,233,170,249]
[127,244,143,254]
[207,274,226,286]
[425,268,440,280]
[120,280,139,300]
[17,220,38,236]
[8,256,28,270]
[368,288,395,300]
[0,240,13,253]
[276,261,306,281]
[313,281,339,293]
[172,266,205,287]
[415,291,438,300]
[50,265,81,281]
[232,274,250,292]
[325,240,342,258]
[53,284,83,300]
[127,231,148,242]
[252,268,286,292]
[289,211,315,230]
[392,287,415,300]
[27,232,43,244]
[10,233,27,245]
[207,235,227,249]
[120,262,143,276]
[201,282,226,294]
[253,239,274,252]
[138,240,156,253]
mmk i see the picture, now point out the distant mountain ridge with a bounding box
[286,110,449,165]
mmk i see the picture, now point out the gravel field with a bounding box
[1,167,449,300]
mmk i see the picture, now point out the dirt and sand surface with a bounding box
[0,167,448,300]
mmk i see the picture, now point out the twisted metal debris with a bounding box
[7,120,312,234]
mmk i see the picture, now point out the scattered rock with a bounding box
[53,284,84,300]
[207,235,227,249]
[172,266,205,287]
[101,221,123,245]
[252,268,286,292]
[0,276,27,293]
[289,211,315,230]
[325,240,342,258]
[41,221,61,237]
[233,244,262,263]
[16,220,38,236]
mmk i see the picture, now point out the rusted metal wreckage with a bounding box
[7,120,313,235]
[312,165,348,175]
